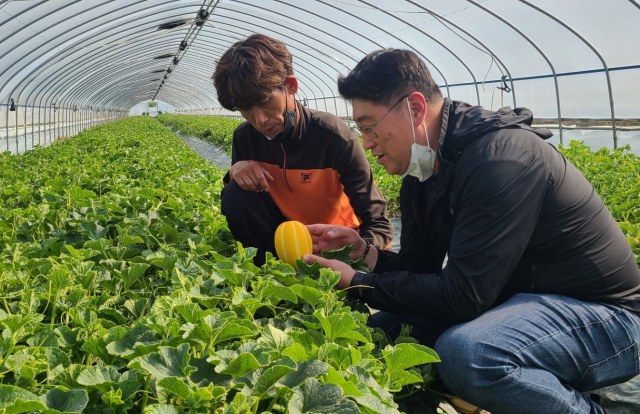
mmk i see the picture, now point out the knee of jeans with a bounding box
[434,324,513,397]
[221,181,269,221]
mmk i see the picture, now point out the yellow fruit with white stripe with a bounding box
[274,221,313,267]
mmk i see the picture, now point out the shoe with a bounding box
[442,394,483,414]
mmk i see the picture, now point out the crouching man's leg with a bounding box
[434,293,640,414]
[221,180,286,266]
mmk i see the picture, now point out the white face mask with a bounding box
[400,98,436,182]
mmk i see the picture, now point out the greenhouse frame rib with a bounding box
[1,0,638,154]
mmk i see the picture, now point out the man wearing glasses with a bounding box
[213,34,393,266]
[304,49,640,413]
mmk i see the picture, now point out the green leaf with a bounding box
[258,324,294,356]
[291,285,324,307]
[26,330,58,348]
[76,366,120,392]
[159,225,180,243]
[218,353,262,377]
[383,370,424,391]
[278,360,328,389]
[314,310,368,343]
[282,343,308,362]
[295,259,321,277]
[120,263,150,289]
[319,268,341,291]
[350,395,399,414]
[129,343,193,379]
[259,282,298,304]
[119,235,145,246]
[66,188,96,202]
[40,388,88,413]
[143,404,180,414]
[78,223,108,240]
[0,385,47,414]
[288,378,360,414]
[45,347,71,371]
[51,364,85,389]
[175,303,213,324]
[106,325,160,358]
[101,388,124,408]
[157,376,190,399]
[250,364,295,397]
[80,338,113,365]
[116,379,142,401]
[321,245,354,263]
[325,367,364,396]
[212,319,259,346]
[381,343,440,373]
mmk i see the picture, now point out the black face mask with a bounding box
[270,92,296,143]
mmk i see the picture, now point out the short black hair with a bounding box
[338,49,442,106]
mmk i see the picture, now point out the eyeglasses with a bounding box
[354,95,408,139]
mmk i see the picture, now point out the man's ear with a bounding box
[408,91,427,127]
[284,75,299,94]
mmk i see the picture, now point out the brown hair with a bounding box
[213,34,294,111]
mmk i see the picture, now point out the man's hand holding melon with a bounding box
[274,221,377,290]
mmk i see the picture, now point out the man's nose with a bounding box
[362,134,376,150]
[254,109,269,126]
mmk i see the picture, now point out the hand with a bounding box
[306,224,366,260]
[230,161,274,192]
[303,254,355,290]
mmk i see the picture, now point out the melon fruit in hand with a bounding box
[274,221,313,267]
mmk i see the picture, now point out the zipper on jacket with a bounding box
[281,143,293,192]
[529,265,536,292]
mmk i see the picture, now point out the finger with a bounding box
[236,176,250,191]
[302,254,332,268]
[306,224,334,236]
[305,224,322,235]
[262,168,275,182]
[253,167,271,192]
[238,174,259,192]
[241,168,261,191]
[238,168,262,192]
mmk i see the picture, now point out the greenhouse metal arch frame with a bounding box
[1,0,639,155]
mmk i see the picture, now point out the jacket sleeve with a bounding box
[336,133,393,250]
[353,142,550,322]
[374,179,446,274]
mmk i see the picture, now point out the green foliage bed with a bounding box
[0,117,439,414]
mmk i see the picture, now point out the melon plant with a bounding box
[0,117,440,413]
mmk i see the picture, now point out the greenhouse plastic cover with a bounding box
[1,0,639,121]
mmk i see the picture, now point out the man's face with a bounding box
[352,98,414,176]
[239,88,294,138]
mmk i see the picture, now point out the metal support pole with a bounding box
[15,104,19,154]
[31,102,35,149]
[38,103,42,146]
[4,100,8,153]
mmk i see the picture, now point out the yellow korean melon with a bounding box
[274,221,313,267]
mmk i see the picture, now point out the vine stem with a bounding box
[141,374,151,412]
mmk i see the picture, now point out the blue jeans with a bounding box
[370,293,640,414]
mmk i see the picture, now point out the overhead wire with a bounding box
[152,0,221,100]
